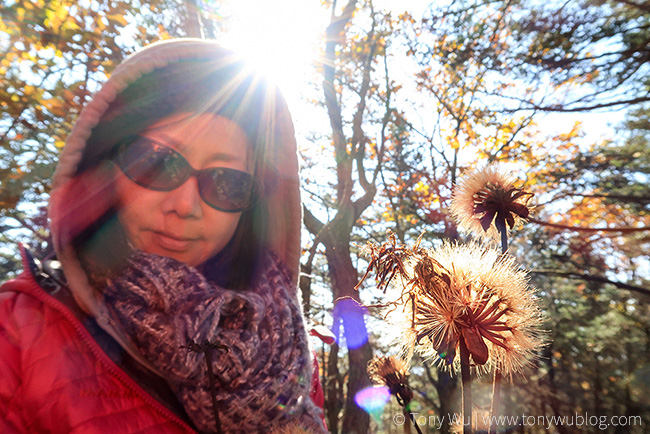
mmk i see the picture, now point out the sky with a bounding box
[217,0,625,156]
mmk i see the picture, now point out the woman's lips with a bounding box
[154,232,197,252]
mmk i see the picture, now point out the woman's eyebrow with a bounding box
[156,133,244,163]
[206,151,242,163]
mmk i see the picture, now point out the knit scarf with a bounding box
[102,250,323,433]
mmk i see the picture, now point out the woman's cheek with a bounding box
[115,177,159,245]
[197,212,242,261]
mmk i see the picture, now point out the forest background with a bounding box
[1,0,649,433]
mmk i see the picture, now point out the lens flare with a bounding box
[355,386,390,419]
[332,297,369,349]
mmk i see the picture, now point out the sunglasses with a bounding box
[113,136,257,212]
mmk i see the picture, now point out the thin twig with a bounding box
[183,340,230,434]
[529,218,650,233]
[407,410,425,434]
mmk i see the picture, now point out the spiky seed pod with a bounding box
[450,165,533,240]
[355,230,424,294]
[393,242,544,378]
[367,355,414,405]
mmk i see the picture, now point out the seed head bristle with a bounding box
[367,355,414,405]
[450,165,534,240]
[395,242,545,377]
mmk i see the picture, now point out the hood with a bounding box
[48,39,302,361]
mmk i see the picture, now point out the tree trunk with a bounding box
[324,223,372,434]
[325,342,343,434]
[299,262,313,318]
[543,342,571,434]
[434,370,458,434]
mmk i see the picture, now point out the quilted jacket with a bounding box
[0,248,196,433]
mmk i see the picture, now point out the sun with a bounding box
[219,0,328,102]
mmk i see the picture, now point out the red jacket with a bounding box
[0,251,325,433]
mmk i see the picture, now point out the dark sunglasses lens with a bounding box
[198,168,255,212]
[117,138,188,190]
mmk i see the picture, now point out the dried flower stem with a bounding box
[368,354,423,433]
[489,220,507,434]
[407,410,424,434]
[499,222,508,253]
[460,338,473,434]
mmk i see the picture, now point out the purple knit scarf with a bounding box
[102,250,323,433]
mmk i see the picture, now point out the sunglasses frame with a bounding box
[113,135,259,213]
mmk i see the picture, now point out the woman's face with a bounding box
[114,112,251,267]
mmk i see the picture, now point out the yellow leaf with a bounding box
[62,17,81,32]
[62,89,75,102]
[56,5,68,21]
[95,15,108,31]
[106,14,128,26]
[42,98,67,117]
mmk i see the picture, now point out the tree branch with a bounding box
[530,269,650,297]
[504,95,650,113]
[323,0,357,204]
[353,7,377,194]
[529,218,650,234]
[303,205,325,236]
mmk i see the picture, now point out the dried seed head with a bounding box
[355,230,423,293]
[367,355,413,405]
[395,242,544,377]
[451,165,533,240]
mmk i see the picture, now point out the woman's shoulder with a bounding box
[0,271,59,335]
[0,248,77,341]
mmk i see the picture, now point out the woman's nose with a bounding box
[160,176,203,218]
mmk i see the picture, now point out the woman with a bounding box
[0,39,325,433]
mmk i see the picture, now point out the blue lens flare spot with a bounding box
[332,298,369,349]
[355,386,390,419]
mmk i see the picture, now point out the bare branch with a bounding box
[530,269,650,297]
[529,218,650,234]
[323,0,358,204]
[503,95,650,113]
[9,215,48,242]
[303,205,325,236]
[353,7,378,193]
